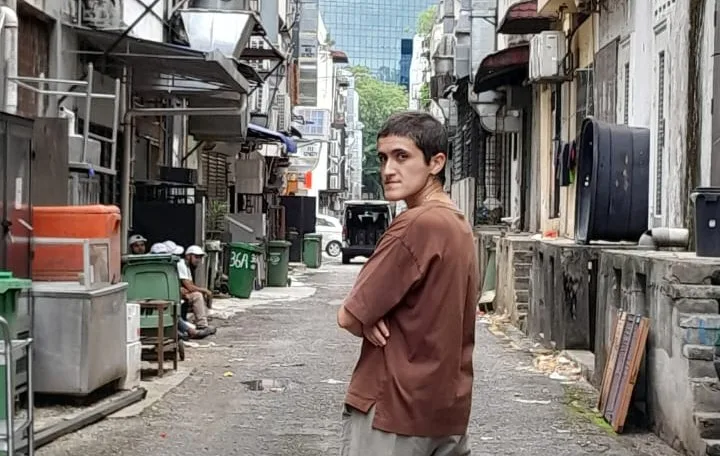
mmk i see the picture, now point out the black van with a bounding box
[341,200,394,264]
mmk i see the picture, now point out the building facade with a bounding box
[317,0,437,83]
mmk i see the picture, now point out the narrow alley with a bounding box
[38,262,678,456]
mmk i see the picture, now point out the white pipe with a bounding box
[637,228,690,249]
[1,6,17,114]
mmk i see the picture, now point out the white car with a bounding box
[315,214,343,257]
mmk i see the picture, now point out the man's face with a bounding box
[130,242,146,254]
[187,254,202,268]
[377,135,445,202]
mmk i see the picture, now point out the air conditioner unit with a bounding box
[234,158,265,194]
[529,31,566,82]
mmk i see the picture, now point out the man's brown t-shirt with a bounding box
[343,200,478,438]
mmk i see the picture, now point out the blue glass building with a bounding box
[318,0,435,84]
[399,38,413,89]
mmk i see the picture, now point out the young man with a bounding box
[128,234,147,254]
[177,245,215,331]
[337,111,478,455]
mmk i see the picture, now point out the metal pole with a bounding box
[120,67,132,254]
[36,72,44,117]
[110,77,121,179]
[711,0,720,185]
[82,62,93,163]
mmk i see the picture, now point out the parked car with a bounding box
[315,214,343,257]
[341,200,393,264]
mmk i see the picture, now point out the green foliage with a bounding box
[416,5,437,37]
[349,66,409,198]
[419,82,431,111]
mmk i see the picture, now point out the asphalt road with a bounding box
[39,260,680,456]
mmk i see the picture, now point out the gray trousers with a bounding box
[341,404,471,456]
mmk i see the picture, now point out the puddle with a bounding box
[242,379,293,392]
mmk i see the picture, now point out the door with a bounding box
[1,116,35,279]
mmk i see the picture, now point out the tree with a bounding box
[416,5,437,38]
[419,82,431,111]
[349,66,409,198]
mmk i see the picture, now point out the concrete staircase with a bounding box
[676,298,720,455]
[511,249,532,331]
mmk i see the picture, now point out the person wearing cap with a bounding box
[128,234,147,254]
[177,245,214,331]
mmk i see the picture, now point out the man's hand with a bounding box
[363,319,390,347]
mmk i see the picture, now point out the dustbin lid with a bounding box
[0,271,32,294]
[230,242,264,254]
[691,187,720,202]
[268,240,292,247]
[122,254,179,265]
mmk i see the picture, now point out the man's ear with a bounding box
[430,152,447,176]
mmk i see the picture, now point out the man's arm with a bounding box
[337,234,423,341]
[337,305,363,337]
[181,279,202,293]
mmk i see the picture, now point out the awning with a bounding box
[247,123,297,154]
[72,26,256,95]
[474,44,530,94]
[497,0,557,35]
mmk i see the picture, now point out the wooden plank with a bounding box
[605,314,638,423]
[597,311,650,433]
[598,310,626,412]
[612,317,650,432]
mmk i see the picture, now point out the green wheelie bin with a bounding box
[0,271,31,339]
[0,271,31,421]
[267,240,292,287]
[228,242,264,298]
[302,234,323,269]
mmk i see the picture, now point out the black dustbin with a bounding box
[692,187,720,257]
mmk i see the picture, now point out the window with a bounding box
[296,109,329,136]
[316,218,332,227]
[623,62,630,125]
[655,50,666,216]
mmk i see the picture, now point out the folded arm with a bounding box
[336,233,422,344]
[337,305,363,337]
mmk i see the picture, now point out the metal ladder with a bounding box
[0,315,33,456]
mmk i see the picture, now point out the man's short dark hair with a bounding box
[377,111,447,185]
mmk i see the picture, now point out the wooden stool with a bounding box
[138,299,178,377]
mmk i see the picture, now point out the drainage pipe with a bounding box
[637,227,690,249]
[119,101,248,252]
[0,5,18,114]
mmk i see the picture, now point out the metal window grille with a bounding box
[655,51,666,215]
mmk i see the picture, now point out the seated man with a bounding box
[128,234,147,254]
[178,245,215,332]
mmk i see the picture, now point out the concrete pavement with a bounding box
[39,261,679,455]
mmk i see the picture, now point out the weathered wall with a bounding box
[647,0,690,228]
[529,239,619,350]
[595,250,720,456]
[535,85,559,234]
[558,18,594,238]
[495,235,533,329]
